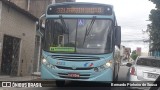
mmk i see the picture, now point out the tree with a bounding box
[148,0,160,51]
[131,50,138,60]
[149,0,160,9]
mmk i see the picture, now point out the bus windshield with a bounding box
[43,18,113,54]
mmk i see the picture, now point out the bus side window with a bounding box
[105,28,112,52]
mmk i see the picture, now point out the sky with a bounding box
[76,0,155,52]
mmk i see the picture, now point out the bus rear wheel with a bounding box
[55,80,65,87]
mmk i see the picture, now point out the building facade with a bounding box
[10,0,75,18]
[0,0,76,76]
[9,0,76,73]
[136,47,141,56]
[0,0,38,76]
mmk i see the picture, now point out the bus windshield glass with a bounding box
[43,18,113,54]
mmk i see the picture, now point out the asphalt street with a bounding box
[0,66,131,90]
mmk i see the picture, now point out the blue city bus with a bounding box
[39,2,121,87]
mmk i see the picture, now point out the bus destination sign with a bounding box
[47,4,112,15]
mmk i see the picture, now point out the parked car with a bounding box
[126,56,160,90]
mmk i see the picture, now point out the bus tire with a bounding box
[55,80,65,87]
[114,73,118,81]
[113,69,118,81]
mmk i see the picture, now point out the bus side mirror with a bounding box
[115,26,121,46]
[38,20,44,37]
[38,14,45,37]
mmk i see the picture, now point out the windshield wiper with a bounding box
[83,16,96,45]
[59,15,69,43]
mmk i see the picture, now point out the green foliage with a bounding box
[150,0,160,9]
[148,0,160,51]
[131,50,138,60]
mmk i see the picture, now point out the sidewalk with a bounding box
[0,72,41,81]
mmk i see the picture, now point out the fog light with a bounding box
[94,67,99,72]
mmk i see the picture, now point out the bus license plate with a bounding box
[68,73,80,77]
[148,73,159,79]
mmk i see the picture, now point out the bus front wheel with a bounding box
[55,80,65,87]
[113,69,118,81]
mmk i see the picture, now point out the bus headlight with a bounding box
[99,60,112,70]
[103,60,112,68]
[42,58,47,64]
[94,60,112,72]
[46,64,55,69]
[42,58,47,65]
[105,62,111,67]
[42,57,55,69]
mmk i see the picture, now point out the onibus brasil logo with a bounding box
[2,82,42,87]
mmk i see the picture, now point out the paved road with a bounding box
[0,66,130,90]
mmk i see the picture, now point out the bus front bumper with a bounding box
[41,64,113,82]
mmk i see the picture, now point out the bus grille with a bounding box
[56,66,93,70]
[52,55,100,61]
[58,73,90,79]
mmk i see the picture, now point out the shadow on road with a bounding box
[44,81,128,90]
[65,81,110,87]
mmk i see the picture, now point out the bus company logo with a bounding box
[84,62,93,67]
[2,82,12,87]
[89,63,93,67]
[84,62,89,67]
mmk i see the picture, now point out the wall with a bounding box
[10,0,28,10]
[0,2,36,76]
[10,0,75,18]
[29,0,51,18]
